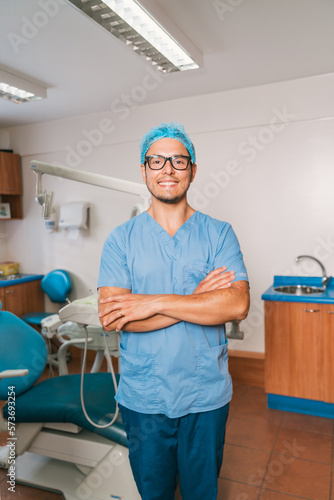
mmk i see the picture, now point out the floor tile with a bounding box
[243,384,267,401]
[260,490,311,500]
[232,382,251,398]
[273,426,332,464]
[281,411,334,436]
[234,395,283,425]
[220,444,271,486]
[263,456,331,500]
[226,415,280,451]
[218,478,260,500]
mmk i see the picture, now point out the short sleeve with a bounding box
[215,224,248,282]
[97,229,132,289]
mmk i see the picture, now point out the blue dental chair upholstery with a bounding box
[0,307,48,398]
[0,308,126,446]
[0,307,140,500]
[21,269,72,327]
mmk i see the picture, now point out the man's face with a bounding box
[141,138,197,204]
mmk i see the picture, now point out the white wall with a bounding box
[1,73,334,352]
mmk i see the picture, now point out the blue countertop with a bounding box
[0,274,44,288]
[262,275,334,304]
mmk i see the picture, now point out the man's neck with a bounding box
[147,199,195,237]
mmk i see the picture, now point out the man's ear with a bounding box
[190,163,197,183]
[141,163,147,183]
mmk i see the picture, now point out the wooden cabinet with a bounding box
[0,287,5,310]
[0,151,23,219]
[0,280,44,317]
[265,301,334,403]
[323,303,334,403]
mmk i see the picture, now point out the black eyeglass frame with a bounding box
[144,155,192,170]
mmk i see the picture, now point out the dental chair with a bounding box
[22,269,73,370]
[22,269,72,327]
[0,303,140,500]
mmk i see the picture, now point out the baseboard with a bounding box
[228,349,265,387]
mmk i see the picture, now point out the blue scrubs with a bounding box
[98,210,248,498]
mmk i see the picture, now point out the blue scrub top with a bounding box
[98,211,248,418]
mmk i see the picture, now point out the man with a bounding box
[98,122,249,500]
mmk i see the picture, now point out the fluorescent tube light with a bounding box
[0,68,47,104]
[67,0,201,72]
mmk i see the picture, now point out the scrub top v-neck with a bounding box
[98,210,248,418]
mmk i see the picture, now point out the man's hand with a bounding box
[99,293,159,331]
[193,267,235,294]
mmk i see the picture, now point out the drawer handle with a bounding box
[328,311,334,314]
[5,290,15,294]
[303,309,320,313]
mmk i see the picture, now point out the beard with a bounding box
[151,188,189,204]
[145,166,193,205]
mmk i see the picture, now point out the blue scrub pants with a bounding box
[119,403,229,500]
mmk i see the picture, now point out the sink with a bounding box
[0,274,24,281]
[274,285,324,295]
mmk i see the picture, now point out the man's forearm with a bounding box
[101,280,250,331]
[152,282,249,325]
[118,315,180,333]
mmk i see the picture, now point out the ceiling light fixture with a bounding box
[67,0,202,72]
[0,68,47,104]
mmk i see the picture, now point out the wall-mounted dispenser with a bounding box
[59,202,90,231]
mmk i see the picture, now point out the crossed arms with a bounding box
[98,267,250,333]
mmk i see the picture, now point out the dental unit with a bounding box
[0,160,152,499]
[0,295,141,500]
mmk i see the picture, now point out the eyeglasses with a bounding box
[145,155,192,170]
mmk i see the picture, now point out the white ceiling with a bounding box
[0,0,334,128]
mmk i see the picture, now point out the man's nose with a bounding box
[162,158,174,174]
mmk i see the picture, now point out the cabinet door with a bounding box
[289,303,323,400]
[265,301,323,401]
[265,301,292,396]
[3,281,44,317]
[0,287,5,309]
[323,303,334,403]
[0,152,22,195]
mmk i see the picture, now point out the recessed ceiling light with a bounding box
[67,0,202,72]
[0,68,47,104]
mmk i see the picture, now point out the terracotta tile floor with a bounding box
[1,364,334,499]
[219,384,334,500]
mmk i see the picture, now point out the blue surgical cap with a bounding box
[140,122,196,164]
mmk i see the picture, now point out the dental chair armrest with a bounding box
[0,369,28,380]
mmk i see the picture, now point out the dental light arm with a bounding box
[31,160,150,219]
[35,171,55,219]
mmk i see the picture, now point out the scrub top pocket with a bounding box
[185,261,214,293]
[197,342,232,407]
[117,345,159,409]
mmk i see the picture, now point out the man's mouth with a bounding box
[158,179,178,187]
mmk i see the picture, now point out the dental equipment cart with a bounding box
[41,295,120,375]
[0,297,140,500]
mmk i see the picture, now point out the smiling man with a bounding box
[98,122,250,500]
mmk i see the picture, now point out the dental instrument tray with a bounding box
[59,294,101,327]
